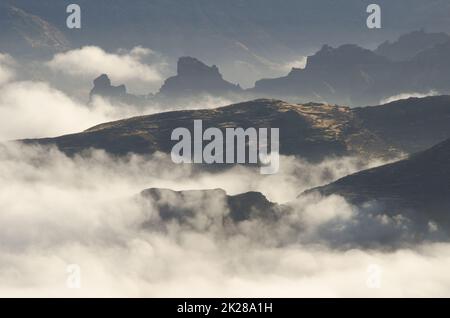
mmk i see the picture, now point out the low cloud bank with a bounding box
[47,46,165,83]
[0,76,233,141]
[0,143,448,297]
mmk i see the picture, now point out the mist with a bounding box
[0,141,448,297]
[0,52,234,141]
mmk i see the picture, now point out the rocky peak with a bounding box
[177,56,221,78]
[90,74,127,99]
[158,56,242,97]
[307,44,387,69]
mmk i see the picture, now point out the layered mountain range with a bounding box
[89,30,450,106]
[5,1,450,242]
[2,1,450,106]
[251,39,450,105]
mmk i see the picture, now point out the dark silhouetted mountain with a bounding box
[0,3,70,57]
[308,137,450,231]
[408,41,450,92]
[90,57,244,106]
[141,188,278,223]
[251,40,450,105]
[158,57,242,98]
[354,95,450,154]
[89,74,150,106]
[375,30,450,61]
[83,30,450,107]
[22,99,394,161]
[251,44,397,105]
[90,74,127,99]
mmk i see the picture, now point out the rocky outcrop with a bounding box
[158,57,242,98]
[89,74,149,105]
[141,188,278,223]
[90,74,127,99]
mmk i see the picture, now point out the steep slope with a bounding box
[0,4,70,57]
[309,137,450,230]
[23,99,393,161]
[355,95,450,154]
[10,0,450,59]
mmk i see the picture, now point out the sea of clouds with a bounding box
[0,143,449,297]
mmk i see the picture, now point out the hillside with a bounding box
[24,99,393,161]
[308,137,450,231]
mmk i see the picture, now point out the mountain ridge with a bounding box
[21,98,396,161]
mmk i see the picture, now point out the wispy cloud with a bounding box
[380,90,439,104]
[46,46,164,83]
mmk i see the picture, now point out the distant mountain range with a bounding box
[374,29,450,61]
[3,1,450,104]
[6,0,450,58]
[4,1,450,86]
[251,31,450,105]
[89,30,450,106]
